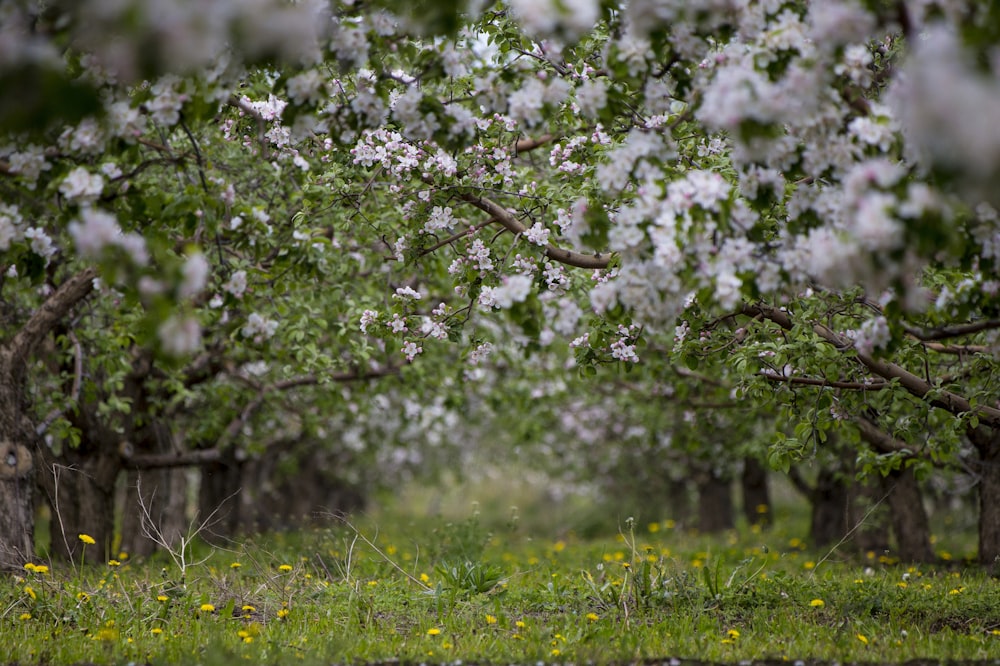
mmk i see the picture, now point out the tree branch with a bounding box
[6,267,97,379]
[456,191,611,269]
[122,447,223,470]
[903,320,1000,341]
[759,370,890,391]
[742,303,1000,427]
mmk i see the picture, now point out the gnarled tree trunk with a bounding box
[0,268,95,570]
[971,426,1000,569]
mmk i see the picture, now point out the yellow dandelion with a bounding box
[727,629,740,639]
[419,572,430,583]
[24,585,36,600]
[157,595,169,602]
[426,627,441,636]
[33,565,49,574]
[108,559,121,567]
[200,603,216,612]
[550,649,561,657]
[515,620,526,629]
[485,614,498,624]
[277,608,290,619]
[586,613,599,621]
[857,634,869,645]
[23,563,36,572]
[231,562,242,569]
[367,580,378,586]
[19,613,31,621]
[78,534,96,545]
[242,605,256,613]
[118,552,129,560]
[809,599,825,608]
[77,592,89,602]
[278,564,293,572]
[151,628,163,635]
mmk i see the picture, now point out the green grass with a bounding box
[3,499,1000,665]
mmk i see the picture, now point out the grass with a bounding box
[3,488,1000,665]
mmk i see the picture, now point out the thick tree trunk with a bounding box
[0,437,34,570]
[809,466,851,548]
[44,444,119,563]
[198,449,244,542]
[696,471,734,533]
[883,466,934,563]
[120,421,189,557]
[0,268,96,570]
[741,457,770,527]
[971,427,1000,569]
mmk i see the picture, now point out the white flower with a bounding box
[68,208,120,258]
[242,313,279,341]
[493,274,533,309]
[394,286,422,300]
[179,253,210,300]
[59,167,104,202]
[576,79,608,119]
[359,309,378,333]
[24,227,55,260]
[524,222,551,246]
[159,315,201,356]
[223,270,248,298]
[401,340,422,361]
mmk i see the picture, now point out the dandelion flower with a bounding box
[79,534,96,545]
[586,613,599,621]
[19,613,31,621]
[157,595,169,602]
[108,559,121,567]
[200,603,216,612]
[33,565,49,574]
[727,629,740,639]
[277,608,290,619]
[809,599,825,608]
[426,627,441,636]
[242,605,256,613]
[857,634,869,645]
[419,572,430,583]
[485,614,498,624]
[278,564,293,572]
[151,628,163,635]
[23,563,36,572]
[24,586,36,600]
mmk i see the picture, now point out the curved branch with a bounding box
[6,267,97,379]
[742,303,1000,427]
[457,191,611,269]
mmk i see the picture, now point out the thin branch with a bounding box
[759,370,890,391]
[514,134,555,154]
[456,190,611,269]
[742,303,1000,427]
[903,320,1000,341]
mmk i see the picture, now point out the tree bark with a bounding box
[741,457,771,527]
[696,471,734,533]
[971,426,1000,569]
[0,268,96,570]
[883,466,935,563]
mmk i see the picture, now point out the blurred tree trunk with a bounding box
[696,470,734,533]
[741,457,770,527]
[971,427,1000,569]
[883,466,934,563]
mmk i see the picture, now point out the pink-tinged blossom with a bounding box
[359,309,378,333]
[389,314,408,333]
[576,78,608,119]
[478,286,497,309]
[394,286,422,300]
[846,316,891,357]
[159,314,201,356]
[420,317,448,340]
[401,340,422,361]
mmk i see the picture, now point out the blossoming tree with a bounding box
[3,0,1000,569]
